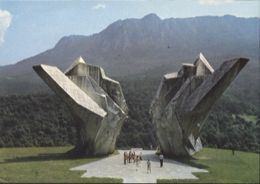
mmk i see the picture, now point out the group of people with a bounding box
[123,150,142,166]
[123,149,164,174]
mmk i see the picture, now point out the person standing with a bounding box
[136,156,139,167]
[232,148,235,155]
[128,150,131,163]
[124,152,127,165]
[147,159,151,173]
[150,144,153,150]
[133,151,136,164]
[159,153,164,167]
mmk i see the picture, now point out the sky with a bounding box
[0,0,259,66]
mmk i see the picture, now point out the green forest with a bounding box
[0,75,259,153]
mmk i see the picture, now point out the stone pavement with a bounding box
[70,150,208,183]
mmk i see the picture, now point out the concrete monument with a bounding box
[33,57,128,156]
[150,53,249,157]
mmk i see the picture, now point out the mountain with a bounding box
[0,14,259,97]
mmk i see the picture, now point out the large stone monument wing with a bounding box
[150,53,249,157]
[33,64,106,118]
[33,57,128,156]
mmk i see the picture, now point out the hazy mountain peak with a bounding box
[223,14,237,18]
[142,13,161,21]
[55,35,87,48]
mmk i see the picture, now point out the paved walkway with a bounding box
[70,150,208,183]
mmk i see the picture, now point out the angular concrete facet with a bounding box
[150,53,249,157]
[33,57,128,156]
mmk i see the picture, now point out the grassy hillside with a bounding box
[0,146,121,183]
[159,148,259,183]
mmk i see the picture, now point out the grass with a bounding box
[238,114,258,124]
[232,113,258,124]
[0,146,122,183]
[158,148,260,183]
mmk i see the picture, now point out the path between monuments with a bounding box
[70,150,208,183]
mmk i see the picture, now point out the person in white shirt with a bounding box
[159,153,164,167]
[147,159,151,173]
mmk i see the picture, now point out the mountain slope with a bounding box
[0,14,259,96]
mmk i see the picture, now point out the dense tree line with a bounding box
[0,76,259,153]
[0,95,76,147]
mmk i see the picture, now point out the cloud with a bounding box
[0,10,12,45]
[198,0,235,5]
[92,3,106,10]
